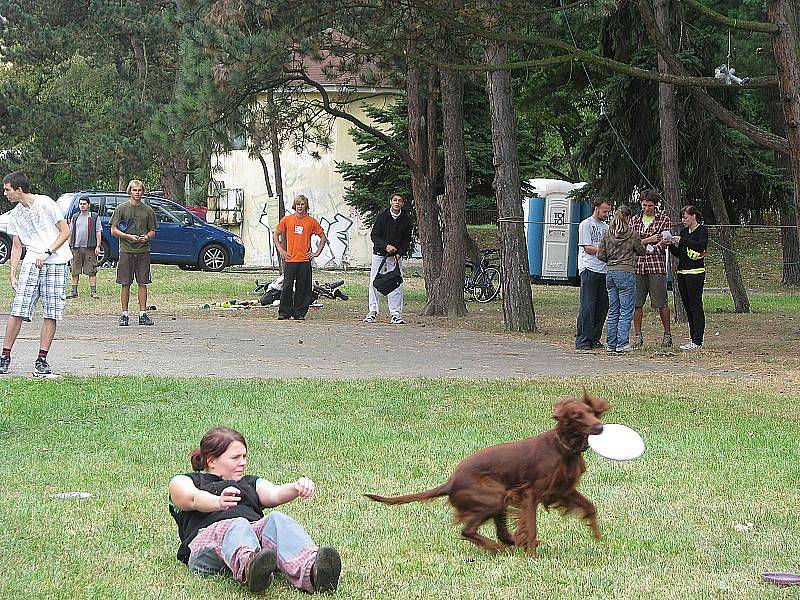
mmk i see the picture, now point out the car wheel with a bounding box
[200,244,228,272]
[97,240,111,267]
[0,235,10,264]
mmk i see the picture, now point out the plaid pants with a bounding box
[187,511,317,592]
[10,262,69,321]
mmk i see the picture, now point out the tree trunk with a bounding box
[422,66,468,316]
[768,0,800,250]
[408,63,442,295]
[484,39,536,332]
[160,156,186,204]
[766,85,800,285]
[655,0,687,324]
[707,157,751,312]
[257,154,273,198]
[118,164,126,192]
[267,90,286,220]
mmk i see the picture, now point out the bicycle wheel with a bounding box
[474,267,500,303]
[463,264,475,301]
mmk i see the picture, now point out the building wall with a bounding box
[213,91,398,268]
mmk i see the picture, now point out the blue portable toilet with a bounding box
[525,179,586,284]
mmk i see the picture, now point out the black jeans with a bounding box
[677,272,705,345]
[576,269,608,348]
[279,261,313,319]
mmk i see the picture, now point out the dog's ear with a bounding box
[581,389,610,415]
[553,398,575,421]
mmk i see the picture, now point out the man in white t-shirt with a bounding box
[1,171,72,376]
[575,197,611,350]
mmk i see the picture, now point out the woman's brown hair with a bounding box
[190,427,247,471]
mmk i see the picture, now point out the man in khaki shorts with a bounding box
[111,180,157,326]
[631,189,672,348]
[66,196,103,299]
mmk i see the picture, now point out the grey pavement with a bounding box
[0,313,732,379]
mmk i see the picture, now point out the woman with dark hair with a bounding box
[168,427,341,594]
[667,205,709,350]
[597,205,648,352]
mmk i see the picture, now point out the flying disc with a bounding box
[762,572,800,586]
[661,230,673,241]
[588,424,645,461]
[117,220,128,232]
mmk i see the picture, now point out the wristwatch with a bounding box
[45,249,53,255]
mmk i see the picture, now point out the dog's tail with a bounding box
[364,482,451,505]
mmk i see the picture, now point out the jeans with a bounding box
[188,511,317,592]
[677,272,705,345]
[576,269,608,348]
[606,270,635,349]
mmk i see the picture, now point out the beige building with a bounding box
[211,42,401,268]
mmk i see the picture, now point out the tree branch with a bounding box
[638,0,790,154]
[681,0,780,34]
[288,69,425,180]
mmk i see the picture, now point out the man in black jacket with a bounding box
[363,193,412,324]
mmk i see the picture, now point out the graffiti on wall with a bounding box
[317,212,354,268]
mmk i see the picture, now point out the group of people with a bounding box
[576,189,709,353]
[270,191,412,324]
[0,172,158,376]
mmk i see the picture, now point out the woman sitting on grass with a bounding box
[168,426,341,594]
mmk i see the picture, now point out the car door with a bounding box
[148,199,200,263]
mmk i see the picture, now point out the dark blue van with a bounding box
[56,191,245,271]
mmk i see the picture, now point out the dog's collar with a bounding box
[555,431,588,455]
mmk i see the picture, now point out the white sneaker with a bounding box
[363,312,377,323]
[679,341,702,350]
[615,343,634,353]
[390,315,405,324]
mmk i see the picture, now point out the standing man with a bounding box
[363,193,412,324]
[630,189,673,348]
[575,197,611,350]
[272,195,328,320]
[66,195,103,299]
[1,171,72,376]
[111,180,157,326]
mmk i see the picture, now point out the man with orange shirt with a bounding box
[272,195,328,320]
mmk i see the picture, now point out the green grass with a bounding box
[2,377,798,599]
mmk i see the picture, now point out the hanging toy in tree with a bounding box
[714,65,749,85]
[714,30,750,86]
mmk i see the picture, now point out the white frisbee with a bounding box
[588,424,645,461]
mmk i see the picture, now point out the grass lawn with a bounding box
[2,376,799,599]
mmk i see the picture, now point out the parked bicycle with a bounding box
[464,249,501,303]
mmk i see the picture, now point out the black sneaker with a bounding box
[33,358,52,376]
[138,313,154,326]
[245,548,277,593]
[0,355,10,375]
[311,546,341,593]
[119,314,130,327]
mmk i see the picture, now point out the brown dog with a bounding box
[365,390,609,556]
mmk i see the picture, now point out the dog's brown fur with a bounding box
[364,390,609,556]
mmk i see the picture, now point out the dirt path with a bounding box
[0,314,749,379]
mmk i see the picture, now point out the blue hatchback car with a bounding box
[56,191,245,271]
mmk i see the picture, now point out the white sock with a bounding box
[122,311,129,317]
